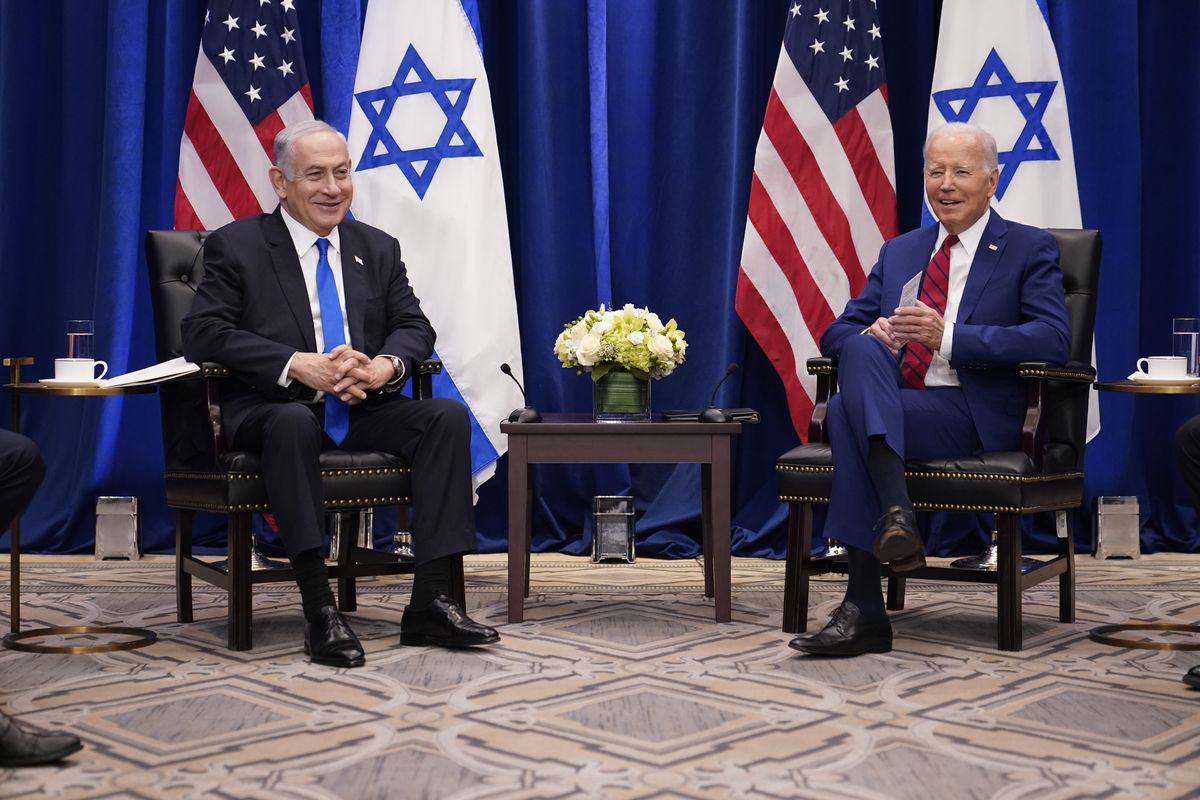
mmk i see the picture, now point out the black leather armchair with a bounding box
[776,229,1101,650]
[145,229,463,651]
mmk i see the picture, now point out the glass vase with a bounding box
[593,368,651,423]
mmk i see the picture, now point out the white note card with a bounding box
[899,272,921,309]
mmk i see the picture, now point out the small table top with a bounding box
[4,382,156,397]
[501,412,742,435]
[1093,379,1200,395]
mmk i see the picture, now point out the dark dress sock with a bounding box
[844,545,887,619]
[867,434,911,512]
[410,554,455,610]
[292,548,336,623]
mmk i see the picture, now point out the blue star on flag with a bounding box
[932,48,1059,199]
[354,45,482,199]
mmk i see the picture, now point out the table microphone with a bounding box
[500,363,542,423]
[700,362,739,423]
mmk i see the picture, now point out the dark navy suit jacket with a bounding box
[180,208,436,444]
[820,210,1071,452]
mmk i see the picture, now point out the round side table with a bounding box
[3,373,158,654]
[1089,379,1200,650]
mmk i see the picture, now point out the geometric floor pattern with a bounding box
[2,554,1199,799]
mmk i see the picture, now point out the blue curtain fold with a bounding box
[0,0,1195,559]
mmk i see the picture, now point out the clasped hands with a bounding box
[865,300,945,356]
[288,344,396,403]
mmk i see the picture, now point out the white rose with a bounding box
[570,319,590,340]
[592,318,612,335]
[648,334,675,362]
[577,333,603,366]
[627,331,645,346]
[646,313,664,333]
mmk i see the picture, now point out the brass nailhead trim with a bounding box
[167,467,410,481]
[776,463,1082,484]
[1018,367,1094,381]
[778,496,1074,514]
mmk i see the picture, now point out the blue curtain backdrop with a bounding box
[0,0,1195,559]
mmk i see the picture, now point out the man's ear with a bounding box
[269,166,287,200]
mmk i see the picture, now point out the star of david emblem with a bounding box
[354,45,482,199]
[932,49,1059,199]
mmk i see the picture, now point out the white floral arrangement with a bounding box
[554,304,688,381]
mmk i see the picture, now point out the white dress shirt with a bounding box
[276,207,352,390]
[923,210,991,388]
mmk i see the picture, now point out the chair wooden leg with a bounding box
[228,513,254,651]
[886,576,906,610]
[701,463,714,598]
[1058,510,1076,623]
[782,503,813,634]
[176,510,194,624]
[336,512,357,613]
[997,513,1022,651]
[449,554,466,607]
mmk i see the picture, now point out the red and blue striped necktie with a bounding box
[900,234,958,389]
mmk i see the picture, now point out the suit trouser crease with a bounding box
[826,335,983,551]
[232,398,476,565]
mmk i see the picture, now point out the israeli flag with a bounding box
[346,0,524,486]
[926,0,1098,439]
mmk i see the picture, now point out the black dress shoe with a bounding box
[872,506,926,572]
[788,601,893,656]
[304,605,365,668]
[400,594,500,648]
[1185,665,1200,689]
[0,711,83,767]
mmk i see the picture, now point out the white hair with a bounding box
[273,120,348,179]
[924,122,999,171]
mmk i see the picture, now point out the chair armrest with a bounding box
[413,358,442,401]
[806,357,838,444]
[1018,361,1096,382]
[1018,361,1094,470]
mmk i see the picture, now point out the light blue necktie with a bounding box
[315,238,349,445]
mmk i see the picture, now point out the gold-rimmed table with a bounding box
[3,365,158,654]
[1088,379,1200,650]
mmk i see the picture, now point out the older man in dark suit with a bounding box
[182,120,498,668]
[789,123,1071,657]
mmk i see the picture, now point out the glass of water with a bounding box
[67,319,94,359]
[1174,317,1200,376]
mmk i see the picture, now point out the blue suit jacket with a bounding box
[820,210,1071,452]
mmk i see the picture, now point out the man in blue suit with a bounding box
[789,123,1071,657]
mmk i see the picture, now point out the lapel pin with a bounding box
[354,255,364,265]
[987,243,998,251]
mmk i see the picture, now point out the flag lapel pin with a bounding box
[354,255,364,266]
[987,243,998,252]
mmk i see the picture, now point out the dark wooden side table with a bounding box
[1088,379,1200,650]
[3,359,158,653]
[502,413,741,623]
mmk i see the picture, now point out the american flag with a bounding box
[174,0,315,230]
[736,0,897,438]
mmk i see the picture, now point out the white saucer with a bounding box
[37,378,104,387]
[1126,372,1200,386]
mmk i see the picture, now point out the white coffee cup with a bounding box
[1135,355,1187,379]
[55,358,107,382]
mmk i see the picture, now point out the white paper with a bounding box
[101,356,199,387]
[899,272,921,309]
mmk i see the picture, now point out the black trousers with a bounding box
[1175,415,1200,514]
[0,429,44,535]
[232,396,476,564]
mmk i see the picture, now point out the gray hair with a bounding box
[924,122,999,171]
[273,120,348,179]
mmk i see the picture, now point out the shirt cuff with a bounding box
[278,354,296,388]
[939,321,955,359]
[382,354,405,387]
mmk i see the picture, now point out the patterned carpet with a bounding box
[1,553,1199,799]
